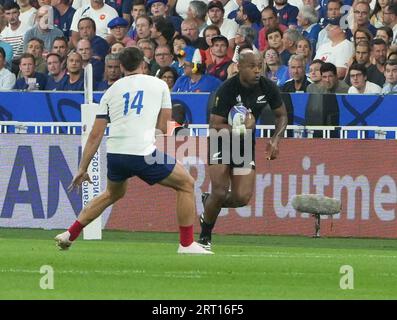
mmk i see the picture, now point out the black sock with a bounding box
[199,216,215,240]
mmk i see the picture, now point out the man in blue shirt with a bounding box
[96,53,121,90]
[77,17,109,61]
[14,53,47,90]
[59,51,85,91]
[172,46,221,93]
[53,0,76,41]
[274,0,299,27]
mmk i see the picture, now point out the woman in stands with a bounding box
[262,47,289,87]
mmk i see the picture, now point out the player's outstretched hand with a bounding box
[266,138,280,160]
[68,170,92,193]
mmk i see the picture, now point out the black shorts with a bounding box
[207,132,256,169]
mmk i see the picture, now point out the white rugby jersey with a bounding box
[97,74,172,156]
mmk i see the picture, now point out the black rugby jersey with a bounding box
[210,75,283,120]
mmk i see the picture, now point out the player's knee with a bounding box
[179,174,195,193]
[106,188,126,203]
[211,188,228,203]
[234,192,253,207]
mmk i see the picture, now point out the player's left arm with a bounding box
[68,118,108,191]
[156,108,171,134]
[267,104,288,160]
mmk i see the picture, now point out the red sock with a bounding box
[179,225,194,247]
[68,220,84,241]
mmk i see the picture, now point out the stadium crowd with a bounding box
[0,0,396,94]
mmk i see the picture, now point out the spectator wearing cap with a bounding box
[0,47,16,90]
[52,0,76,41]
[258,6,288,51]
[150,16,175,47]
[45,52,67,90]
[147,0,183,34]
[108,17,135,47]
[207,0,238,49]
[273,0,299,27]
[206,35,232,81]
[172,45,222,93]
[235,2,262,48]
[187,1,208,35]
[76,38,104,83]
[96,53,121,90]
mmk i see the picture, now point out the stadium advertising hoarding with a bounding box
[0,135,396,238]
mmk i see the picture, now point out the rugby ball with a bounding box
[228,105,248,127]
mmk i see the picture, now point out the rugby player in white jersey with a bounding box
[55,47,213,255]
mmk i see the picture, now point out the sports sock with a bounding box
[199,217,215,239]
[68,220,84,241]
[179,225,194,247]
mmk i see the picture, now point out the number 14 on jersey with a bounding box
[123,91,144,116]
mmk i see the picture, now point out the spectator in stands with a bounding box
[77,17,109,61]
[314,20,354,79]
[151,44,174,76]
[382,59,397,94]
[76,38,104,82]
[258,6,288,52]
[186,1,207,35]
[126,0,146,40]
[265,27,285,61]
[0,36,14,70]
[105,0,133,19]
[137,38,154,63]
[173,46,222,93]
[235,25,259,53]
[110,41,125,54]
[17,0,37,28]
[150,16,175,47]
[108,17,135,47]
[207,0,238,49]
[14,52,47,90]
[282,54,311,92]
[25,38,47,74]
[306,59,325,91]
[148,0,182,34]
[51,36,69,60]
[280,29,301,66]
[157,65,178,90]
[134,15,152,43]
[353,27,373,45]
[96,53,121,90]
[2,1,29,74]
[60,51,84,90]
[206,35,232,81]
[370,0,389,28]
[23,5,64,55]
[388,51,397,60]
[181,18,206,49]
[375,26,394,47]
[383,3,397,45]
[171,34,191,76]
[367,38,387,86]
[296,38,313,73]
[307,62,349,93]
[348,1,377,39]
[297,5,321,53]
[38,0,51,6]
[235,1,261,47]
[70,0,118,46]
[316,0,343,50]
[52,0,76,41]
[345,40,371,85]
[348,63,382,93]
[0,47,16,90]
[263,47,289,87]
[45,52,67,90]
[274,0,299,27]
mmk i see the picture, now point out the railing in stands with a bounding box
[1,122,397,139]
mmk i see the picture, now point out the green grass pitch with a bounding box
[1,228,397,300]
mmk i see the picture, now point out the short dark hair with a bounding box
[78,17,96,32]
[3,1,20,11]
[371,38,387,47]
[28,37,44,50]
[387,52,397,60]
[349,63,367,77]
[20,52,36,64]
[265,27,282,40]
[172,34,192,47]
[0,47,5,60]
[320,62,337,75]
[203,24,220,38]
[52,36,68,47]
[157,66,178,81]
[377,26,394,42]
[386,3,397,16]
[132,0,145,6]
[261,6,277,16]
[152,16,175,42]
[385,59,397,68]
[46,52,61,61]
[119,47,144,72]
[310,59,325,67]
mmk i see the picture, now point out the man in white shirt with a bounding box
[314,21,354,79]
[381,59,397,94]
[16,0,37,28]
[0,47,16,90]
[207,0,238,49]
[348,63,382,94]
[55,47,213,255]
[70,0,118,44]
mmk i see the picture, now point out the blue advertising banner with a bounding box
[0,91,396,126]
